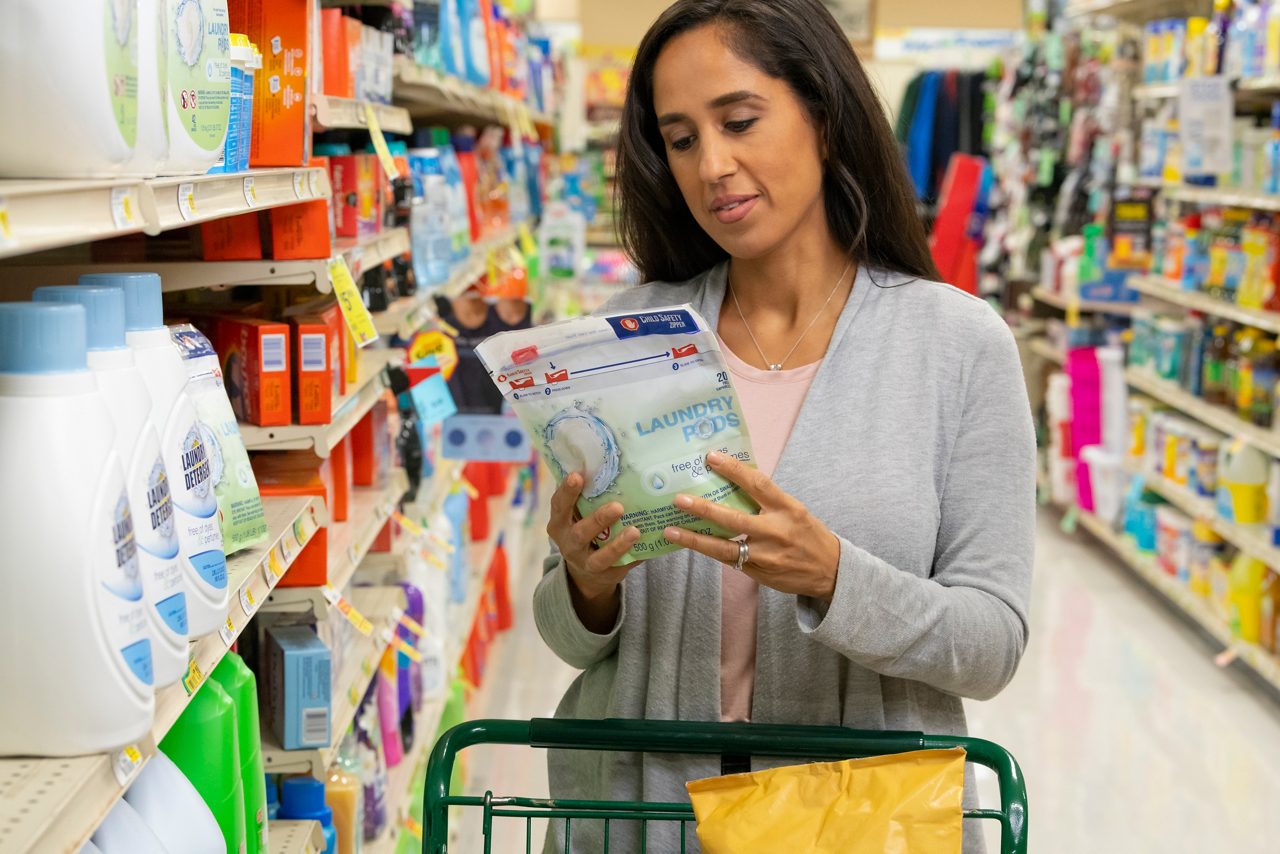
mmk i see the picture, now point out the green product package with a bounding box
[161,678,247,854]
[165,0,231,151]
[477,305,759,566]
[211,652,267,854]
[171,324,268,553]
[103,0,139,147]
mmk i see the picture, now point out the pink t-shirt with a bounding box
[717,339,819,722]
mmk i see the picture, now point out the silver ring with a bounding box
[734,538,749,571]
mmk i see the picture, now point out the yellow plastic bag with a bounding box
[686,747,966,853]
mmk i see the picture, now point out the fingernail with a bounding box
[706,451,725,466]
[663,527,682,543]
[674,494,693,509]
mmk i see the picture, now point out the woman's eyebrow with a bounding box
[657,90,766,127]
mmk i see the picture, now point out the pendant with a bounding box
[768,363,783,372]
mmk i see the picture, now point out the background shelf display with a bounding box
[1125,368,1280,458]
[1160,184,1280,212]
[268,819,325,854]
[1133,82,1178,101]
[1127,274,1280,334]
[312,96,413,135]
[1030,337,1065,365]
[1032,286,1144,315]
[393,58,552,126]
[0,496,323,854]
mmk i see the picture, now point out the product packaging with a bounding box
[477,305,759,565]
[170,324,269,553]
[321,10,356,97]
[264,625,332,750]
[352,399,393,487]
[201,213,265,261]
[328,154,385,237]
[269,200,333,260]
[205,316,292,427]
[229,0,313,166]
[285,313,338,425]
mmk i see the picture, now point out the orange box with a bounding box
[351,398,391,488]
[321,10,355,98]
[269,200,332,260]
[201,213,263,260]
[327,154,383,238]
[288,314,336,425]
[230,0,313,167]
[211,317,292,426]
[254,463,331,587]
[331,435,352,523]
[283,297,345,405]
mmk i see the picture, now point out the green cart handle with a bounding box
[423,717,1028,853]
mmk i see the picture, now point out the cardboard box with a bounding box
[288,314,336,425]
[254,458,331,587]
[282,297,345,407]
[320,10,354,98]
[327,153,383,238]
[210,316,292,427]
[351,398,391,488]
[230,0,313,166]
[201,213,263,260]
[264,625,331,750]
[331,435,352,523]
[269,200,332,261]
[346,17,364,103]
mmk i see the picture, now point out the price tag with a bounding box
[242,176,259,207]
[403,816,424,841]
[293,170,308,199]
[334,595,374,636]
[239,585,257,617]
[393,512,424,537]
[391,635,424,663]
[218,614,237,646]
[347,685,360,707]
[321,584,342,606]
[309,168,323,198]
[278,535,294,566]
[182,656,205,696]
[347,544,360,567]
[361,656,374,677]
[422,548,448,570]
[363,102,401,181]
[328,256,380,348]
[1066,296,1081,329]
[409,369,457,429]
[427,531,456,554]
[176,182,197,221]
[0,197,14,249]
[460,479,480,500]
[111,743,146,787]
[110,186,139,229]
[374,502,389,523]
[263,549,284,584]
[398,611,427,638]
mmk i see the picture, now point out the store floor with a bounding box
[454,510,1280,853]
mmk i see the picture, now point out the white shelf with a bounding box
[1127,274,1280,334]
[1065,0,1205,19]
[1133,83,1179,101]
[262,468,411,617]
[336,226,411,279]
[1032,286,1143,315]
[393,58,553,127]
[1126,368,1280,457]
[1075,507,1280,693]
[0,496,325,854]
[313,96,413,136]
[1030,337,1065,366]
[1237,74,1280,94]
[269,819,325,854]
[1161,185,1280,212]
[260,586,407,777]
[149,168,332,232]
[240,349,402,456]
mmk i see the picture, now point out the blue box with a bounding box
[265,625,332,750]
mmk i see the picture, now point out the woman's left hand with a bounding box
[663,451,841,601]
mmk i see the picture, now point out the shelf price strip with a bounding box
[322,584,374,636]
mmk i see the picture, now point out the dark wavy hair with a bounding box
[616,0,939,284]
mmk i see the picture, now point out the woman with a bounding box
[534,1,1034,850]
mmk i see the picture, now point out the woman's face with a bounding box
[651,24,828,261]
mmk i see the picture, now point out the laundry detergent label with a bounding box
[477,305,758,565]
[162,403,228,593]
[104,0,140,147]
[167,0,231,151]
[129,439,187,643]
[97,479,153,690]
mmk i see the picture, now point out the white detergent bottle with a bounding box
[124,0,170,176]
[82,273,228,635]
[92,799,170,854]
[124,750,224,854]
[0,303,154,756]
[160,0,231,174]
[33,286,189,688]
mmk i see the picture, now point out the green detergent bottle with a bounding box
[161,678,247,854]
[212,652,268,854]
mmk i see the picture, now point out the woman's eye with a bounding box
[725,118,758,133]
[671,136,695,152]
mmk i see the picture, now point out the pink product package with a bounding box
[1076,459,1095,512]
[376,667,404,768]
[1066,348,1102,458]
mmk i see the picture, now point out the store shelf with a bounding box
[260,585,407,777]
[240,349,402,456]
[1030,337,1065,366]
[0,496,324,854]
[262,468,411,617]
[1065,0,1206,19]
[1133,83,1179,101]
[336,226,411,279]
[1161,184,1280,212]
[1032,286,1143,315]
[1236,75,1280,94]
[1132,465,1280,568]
[1128,273,1280,334]
[149,168,332,232]
[0,178,149,260]
[1075,507,1280,693]
[1126,368,1280,457]
[269,819,326,854]
[313,96,413,135]
[393,57,552,127]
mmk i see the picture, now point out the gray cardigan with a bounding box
[533,262,1035,853]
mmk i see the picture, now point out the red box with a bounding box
[201,213,263,260]
[211,317,292,427]
[330,435,352,523]
[230,0,313,167]
[269,200,332,260]
[351,398,391,487]
[327,154,383,238]
[287,315,336,425]
[321,10,355,98]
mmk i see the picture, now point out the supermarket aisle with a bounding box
[456,510,1280,853]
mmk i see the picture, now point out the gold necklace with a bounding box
[728,258,855,371]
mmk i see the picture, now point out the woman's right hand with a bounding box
[547,472,643,632]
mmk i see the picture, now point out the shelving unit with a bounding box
[269,819,325,854]
[1075,507,1280,692]
[1127,274,1280,334]
[1030,337,1065,366]
[1133,82,1179,101]
[0,496,324,854]
[1160,184,1280,212]
[393,57,553,127]
[240,349,402,456]
[1126,368,1280,457]
[337,226,411,279]
[1032,286,1144,315]
[1065,0,1207,20]
[312,96,413,135]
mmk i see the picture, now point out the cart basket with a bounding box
[422,717,1028,854]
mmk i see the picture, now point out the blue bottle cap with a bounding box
[278,776,334,824]
[0,302,88,374]
[79,273,165,332]
[32,285,127,351]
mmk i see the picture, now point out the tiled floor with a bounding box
[456,509,1280,853]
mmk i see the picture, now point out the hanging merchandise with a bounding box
[32,286,187,689]
[82,273,229,636]
[160,0,232,174]
[0,302,154,756]
[123,751,225,854]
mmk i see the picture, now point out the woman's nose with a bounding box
[698,134,737,184]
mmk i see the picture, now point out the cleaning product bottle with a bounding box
[159,0,231,174]
[279,777,338,854]
[407,145,452,288]
[0,302,154,756]
[124,0,169,176]
[32,286,187,688]
[376,647,405,768]
[326,731,364,854]
[81,272,228,637]
[1265,101,1280,196]
[1208,0,1233,76]
[431,126,472,262]
[458,0,491,87]
[212,652,268,854]
[1250,337,1279,426]
[1218,438,1271,523]
[91,799,169,854]
[161,678,246,854]
[1203,324,1232,405]
[1235,327,1264,419]
[124,750,225,854]
[1229,552,1268,642]
[453,128,483,241]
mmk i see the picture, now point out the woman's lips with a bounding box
[710,195,759,225]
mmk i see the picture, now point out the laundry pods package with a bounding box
[476,306,758,564]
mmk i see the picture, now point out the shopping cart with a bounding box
[422,717,1028,853]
